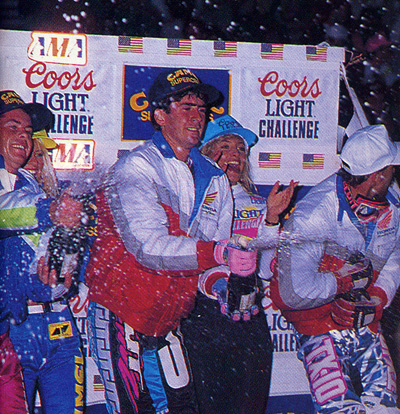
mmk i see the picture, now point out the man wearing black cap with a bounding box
[85,68,257,413]
[271,124,400,413]
[0,90,83,413]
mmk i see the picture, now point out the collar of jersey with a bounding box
[152,131,223,177]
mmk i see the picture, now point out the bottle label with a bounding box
[59,252,79,281]
[239,290,257,312]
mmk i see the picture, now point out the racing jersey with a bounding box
[0,156,53,334]
[232,184,279,281]
[199,184,279,298]
[271,173,400,335]
[86,131,233,336]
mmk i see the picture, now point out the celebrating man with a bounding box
[272,124,400,413]
[0,90,83,414]
[86,68,257,414]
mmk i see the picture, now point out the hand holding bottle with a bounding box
[37,255,72,288]
[214,240,257,276]
[49,188,83,228]
[37,255,72,300]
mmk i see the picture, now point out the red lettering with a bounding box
[258,71,322,99]
[57,143,77,162]
[58,71,73,89]
[43,70,58,89]
[23,62,96,91]
[49,37,69,58]
[69,294,89,314]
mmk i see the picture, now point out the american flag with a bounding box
[258,152,281,169]
[118,36,143,53]
[261,43,284,60]
[167,39,191,56]
[93,375,105,392]
[302,153,324,169]
[214,41,237,58]
[306,46,327,62]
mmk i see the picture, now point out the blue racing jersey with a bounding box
[0,155,54,334]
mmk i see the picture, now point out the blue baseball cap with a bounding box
[148,68,223,108]
[201,115,258,149]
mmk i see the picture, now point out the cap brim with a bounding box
[40,137,58,150]
[22,103,54,132]
[202,126,258,149]
[33,129,57,149]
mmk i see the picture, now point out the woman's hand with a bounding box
[265,180,298,225]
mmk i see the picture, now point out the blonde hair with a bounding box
[200,133,256,194]
[33,138,60,198]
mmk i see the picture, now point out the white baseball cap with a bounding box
[340,124,400,176]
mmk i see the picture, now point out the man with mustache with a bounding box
[272,124,400,413]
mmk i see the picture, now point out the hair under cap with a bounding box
[340,124,400,176]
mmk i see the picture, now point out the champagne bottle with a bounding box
[227,272,258,315]
[47,191,95,298]
[47,226,84,283]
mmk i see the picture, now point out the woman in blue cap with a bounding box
[180,115,297,414]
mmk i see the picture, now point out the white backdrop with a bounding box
[0,29,345,412]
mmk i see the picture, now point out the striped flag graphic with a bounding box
[261,43,284,60]
[214,41,237,58]
[118,36,143,53]
[258,152,281,169]
[167,39,191,56]
[306,46,327,62]
[302,153,324,169]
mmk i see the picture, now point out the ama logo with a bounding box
[52,139,95,170]
[27,32,87,66]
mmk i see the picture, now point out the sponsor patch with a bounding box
[49,321,73,340]
[203,191,217,206]
[378,210,393,229]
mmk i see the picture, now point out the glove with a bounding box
[214,240,257,276]
[212,273,259,321]
[331,286,387,329]
[333,253,373,294]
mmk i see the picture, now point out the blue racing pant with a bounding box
[9,306,84,414]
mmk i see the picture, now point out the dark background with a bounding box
[1,0,400,141]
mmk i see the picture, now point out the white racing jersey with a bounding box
[272,173,400,335]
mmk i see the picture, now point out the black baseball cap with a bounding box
[148,68,223,108]
[0,90,54,132]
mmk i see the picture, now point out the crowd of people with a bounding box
[2,65,400,414]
